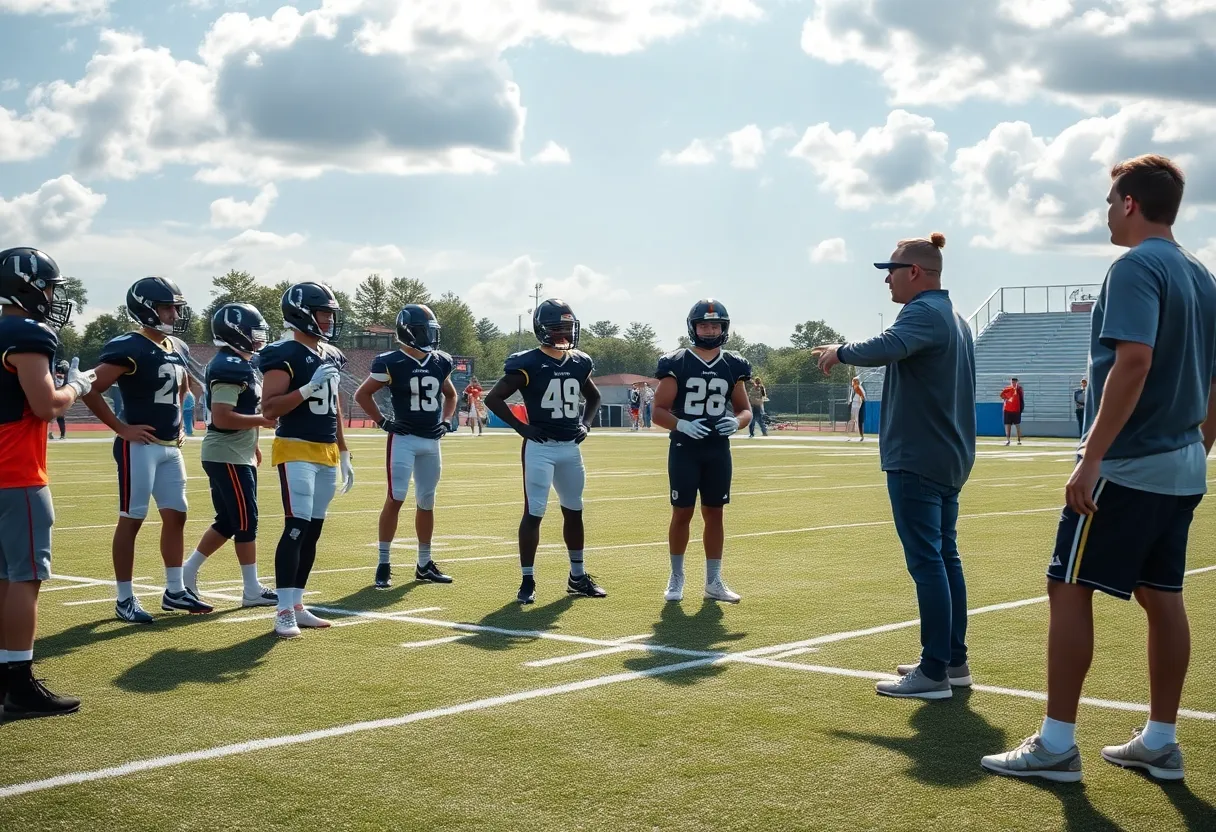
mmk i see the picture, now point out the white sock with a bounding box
[116,581,134,603]
[417,544,432,567]
[670,553,685,577]
[568,550,585,577]
[276,589,294,613]
[165,566,185,594]
[706,559,722,584]
[1039,717,1076,753]
[292,588,305,608]
[9,649,33,662]
[378,542,391,565]
[1141,720,1177,750]
[183,550,207,588]
[0,649,10,663]
[240,563,260,596]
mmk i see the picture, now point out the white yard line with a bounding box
[400,635,472,648]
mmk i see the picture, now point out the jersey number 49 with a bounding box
[542,377,582,419]
[683,377,729,417]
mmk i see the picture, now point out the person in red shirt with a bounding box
[464,377,484,436]
[0,247,95,719]
[1001,376,1025,446]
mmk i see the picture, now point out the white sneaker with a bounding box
[704,577,741,603]
[664,573,685,602]
[242,586,278,607]
[294,605,331,628]
[274,609,301,639]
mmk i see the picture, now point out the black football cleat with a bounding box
[374,563,392,589]
[567,573,608,598]
[162,589,213,614]
[415,561,453,584]
[2,663,80,721]
[517,576,536,605]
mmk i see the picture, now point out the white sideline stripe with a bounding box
[333,607,445,628]
[766,647,819,660]
[401,635,471,648]
[0,656,718,800]
[524,634,654,668]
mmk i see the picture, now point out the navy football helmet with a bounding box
[0,247,72,329]
[282,281,343,342]
[127,277,192,335]
[686,298,730,349]
[212,302,269,354]
[533,298,579,350]
[396,304,441,352]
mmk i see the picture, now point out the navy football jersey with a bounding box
[99,331,190,442]
[258,338,347,444]
[504,348,594,442]
[370,349,453,440]
[656,348,752,440]
[205,347,261,432]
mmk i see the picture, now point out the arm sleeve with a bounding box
[839,303,941,366]
[1099,256,1160,349]
[210,383,242,407]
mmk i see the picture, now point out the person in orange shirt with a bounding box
[0,247,94,719]
[464,377,484,436]
[1001,376,1025,446]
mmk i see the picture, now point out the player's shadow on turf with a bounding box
[32,610,242,661]
[1145,774,1213,831]
[458,597,576,652]
[621,601,746,686]
[1023,780,1126,832]
[323,582,419,614]
[112,634,276,693]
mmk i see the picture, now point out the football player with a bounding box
[83,277,212,622]
[652,299,752,603]
[182,303,279,606]
[50,360,68,440]
[0,247,92,718]
[354,305,458,589]
[259,282,355,638]
[485,299,605,604]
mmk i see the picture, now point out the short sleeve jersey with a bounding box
[258,338,347,444]
[202,348,262,465]
[655,348,752,442]
[503,348,594,442]
[370,349,454,440]
[99,331,189,443]
[0,316,59,488]
[1086,238,1216,459]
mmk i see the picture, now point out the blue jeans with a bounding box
[886,470,968,680]
[749,405,768,436]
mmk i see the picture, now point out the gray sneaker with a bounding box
[876,666,952,700]
[981,734,1083,783]
[1101,729,1184,781]
[896,661,973,687]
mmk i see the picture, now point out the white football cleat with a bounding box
[664,573,685,602]
[274,609,301,639]
[294,605,331,629]
[704,578,741,604]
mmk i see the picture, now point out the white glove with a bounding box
[716,416,741,436]
[675,418,711,440]
[300,363,339,399]
[339,450,355,495]
[65,357,96,398]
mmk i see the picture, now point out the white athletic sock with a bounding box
[240,563,260,596]
[1039,717,1076,753]
[417,544,432,567]
[292,588,306,608]
[1141,720,1177,750]
[183,550,207,588]
[568,550,585,577]
[116,581,134,603]
[378,542,391,565]
[276,589,294,613]
[670,553,685,577]
[0,649,10,663]
[706,559,722,584]
[165,566,185,594]
[9,649,33,662]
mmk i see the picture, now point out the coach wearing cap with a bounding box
[813,232,977,701]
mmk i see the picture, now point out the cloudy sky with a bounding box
[4,0,1216,348]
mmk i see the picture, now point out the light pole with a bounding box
[879,313,884,332]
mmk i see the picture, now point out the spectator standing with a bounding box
[642,382,654,428]
[183,388,196,437]
[628,383,642,430]
[982,154,1216,784]
[1073,378,1088,438]
[748,377,768,437]
[813,231,977,700]
[847,376,866,441]
[1001,376,1024,445]
[465,377,484,436]
[50,360,68,440]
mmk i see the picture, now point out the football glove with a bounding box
[675,418,711,440]
[716,416,741,436]
[64,357,96,398]
[339,450,355,495]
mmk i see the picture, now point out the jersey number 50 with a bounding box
[542,377,582,419]
[683,377,729,417]
[307,377,339,416]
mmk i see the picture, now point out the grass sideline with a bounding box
[2,429,1214,831]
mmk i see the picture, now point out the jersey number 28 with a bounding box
[542,377,582,419]
[683,377,729,417]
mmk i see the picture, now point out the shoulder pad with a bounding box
[503,350,533,372]
[2,318,59,357]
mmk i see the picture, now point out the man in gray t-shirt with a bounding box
[984,154,1216,784]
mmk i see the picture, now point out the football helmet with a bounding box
[212,302,270,354]
[686,298,730,349]
[0,247,72,329]
[282,281,343,342]
[396,304,441,352]
[533,298,579,350]
[127,277,192,335]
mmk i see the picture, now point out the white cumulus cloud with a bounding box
[809,238,848,263]
[0,175,106,245]
[0,0,107,16]
[653,282,700,297]
[467,255,628,313]
[531,141,572,165]
[725,124,765,168]
[209,183,278,229]
[181,229,305,270]
[660,138,716,166]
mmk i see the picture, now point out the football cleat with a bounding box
[416,561,453,584]
[115,596,155,624]
[704,578,741,604]
[294,606,331,628]
[568,573,607,598]
[664,573,685,602]
[162,589,214,614]
[374,563,392,589]
[1,664,80,720]
[517,576,536,605]
[242,586,278,608]
[274,609,301,639]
